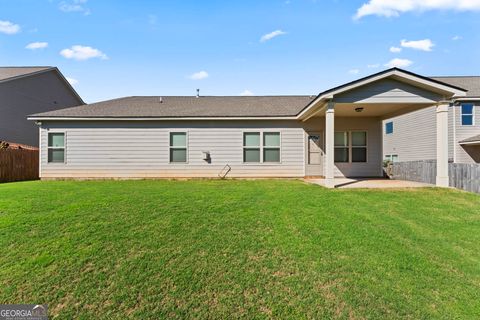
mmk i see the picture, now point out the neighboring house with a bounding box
[383,76,480,164]
[0,66,83,147]
[28,68,470,187]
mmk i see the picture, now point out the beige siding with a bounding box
[383,103,480,164]
[303,117,383,177]
[40,120,306,178]
[453,102,480,163]
[40,118,384,179]
[334,79,442,104]
[383,106,437,161]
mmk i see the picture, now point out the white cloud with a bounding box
[260,30,286,42]
[348,69,360,75]
[367,63,380,68]
[400,39,434,51]
[384,58,413,68]
[59,0,91,15]
[240,89,254,96]
[25,42,48,50]
[0,20,20,34]
[60,45,108,61]
[188,71,209,80]
[390,46,402,53]
[355,0,480,19]
[452,35,462,40]
[66,77,78,85]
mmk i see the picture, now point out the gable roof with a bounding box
[0,66,53,82]
[0,66,84,104]
[28,68,479,121]
[29,95,314,119]
[431,76,480,97]
[297,68,468,119]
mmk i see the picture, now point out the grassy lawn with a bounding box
[0,180,479,319]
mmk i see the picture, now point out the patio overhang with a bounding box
[297,67,467,121]
[300,68,463,189]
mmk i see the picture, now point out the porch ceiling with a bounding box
[326,102,433,119]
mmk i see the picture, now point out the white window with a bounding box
[351,131,367,163]
[263,132,280,163]
[461,104,474,126]
[334,132,349,163]
[169,132,187,163]
[334,131,367,163]
[243,132,280,163]
[48,132,65,163]
[385,154,398,162]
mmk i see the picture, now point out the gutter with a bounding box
[28,116,299,121]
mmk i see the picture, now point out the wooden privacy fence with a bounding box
[391,160,437,185]
[391,160,480,194]
[449,163,480,194]
[0,149,39,183]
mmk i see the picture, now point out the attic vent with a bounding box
[196,89,200,98]
[159,97,163,103]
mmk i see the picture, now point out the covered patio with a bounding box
[305,177,433,189]
[298,68,467,188]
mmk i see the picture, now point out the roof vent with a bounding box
[159,97,163,103]
[196,89,200,98]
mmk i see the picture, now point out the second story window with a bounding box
[461,104,474,126]
[385,122,393,134]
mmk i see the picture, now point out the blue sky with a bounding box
[1,0,480,103]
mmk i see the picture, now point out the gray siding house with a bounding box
[29,68,472,188]
[0,67,83,146]
[383,77,480,164]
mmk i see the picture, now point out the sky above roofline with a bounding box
[1,0,479,103]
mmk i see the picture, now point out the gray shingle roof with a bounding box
[431,76,480,97]
[29,71,480,119]
[0,66,53,82]
[459,134,480,144]
[31,96,315,118]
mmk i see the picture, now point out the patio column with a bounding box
[436,103,449,187]
[325,101,335,188]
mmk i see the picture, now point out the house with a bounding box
[0,66,83,147]
[28,68,471,188]
[383,76,480,164]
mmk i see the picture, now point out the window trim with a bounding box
[385,121,393,134]
[461,103,475,126]
[385,154,399,162]
[334,131,349,163]
[47,131,66,164]
[169,131,188,164]
[334,130,368,164]
[242,130,282,164]
[351,131,368,163]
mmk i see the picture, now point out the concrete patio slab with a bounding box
[305,178,434,189]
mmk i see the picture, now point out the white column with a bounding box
[436,103,449,187]
[325,101,335,188]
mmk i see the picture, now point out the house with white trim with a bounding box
[383,76,480,164]
[28,68,477,188]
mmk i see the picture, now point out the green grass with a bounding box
[0,180,479,319]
